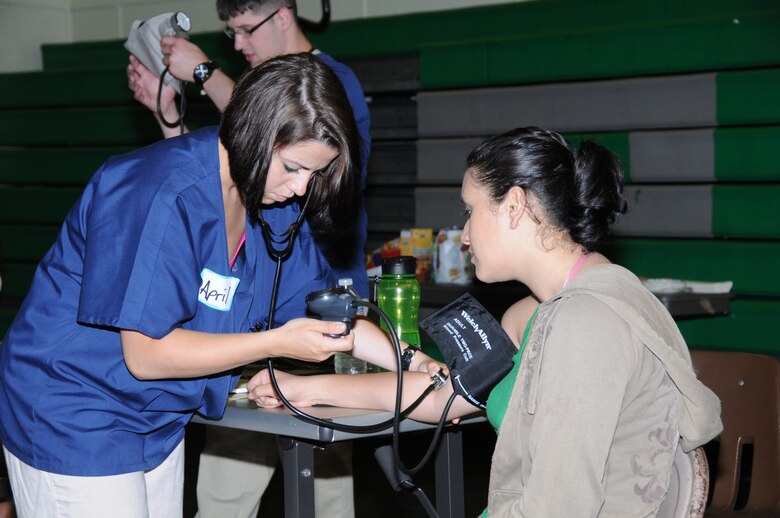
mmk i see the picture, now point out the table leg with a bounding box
[277,435,316,518]
[435,428,465,518]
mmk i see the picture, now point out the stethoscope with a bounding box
[249,172,452,518]
[250,173,442,428]
[248,172,320,333]
[256,172,320,262]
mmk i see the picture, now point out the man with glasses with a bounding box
[128,1,369,156]
[128,2,369,517]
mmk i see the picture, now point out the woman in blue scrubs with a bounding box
[0,53,363,517]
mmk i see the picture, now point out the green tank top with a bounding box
[482,307,538,518]
[485,307,539,432]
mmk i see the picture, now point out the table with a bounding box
[193,399,485,518]
[654,291,731,318]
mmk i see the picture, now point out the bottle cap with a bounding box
[381,256,416,276]
[337,278,353,287]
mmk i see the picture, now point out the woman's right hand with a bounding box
[266,317,354,363]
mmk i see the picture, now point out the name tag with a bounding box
[198,268,240,311]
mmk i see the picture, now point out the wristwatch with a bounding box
[400,345,421,371]
[193,61,219,87]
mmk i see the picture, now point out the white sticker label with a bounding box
[198,268,240,311]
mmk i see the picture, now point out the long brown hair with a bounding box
[220,53,362,239]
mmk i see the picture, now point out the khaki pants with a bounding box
[3,441,183,518]
[195,427,354,517]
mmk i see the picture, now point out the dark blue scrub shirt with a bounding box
[0,127,338,476]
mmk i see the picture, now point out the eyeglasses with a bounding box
[224,8,281,39]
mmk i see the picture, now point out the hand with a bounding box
[127,54,176,113]
[410,353,460,423]
[266,318,354,363]
[247,369,318,408]
[161,36,209,82]
[410,350,449,378]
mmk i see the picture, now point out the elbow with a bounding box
[120,330,159,380]
[123,353,156,380]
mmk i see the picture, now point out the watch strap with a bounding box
[400,345,421,371]
[193,61,219,87]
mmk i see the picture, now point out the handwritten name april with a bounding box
[199,280,232,304]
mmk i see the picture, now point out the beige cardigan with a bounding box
[486,264,722,517]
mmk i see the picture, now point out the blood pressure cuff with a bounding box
[124,13,187,94]
[420,293,517,409]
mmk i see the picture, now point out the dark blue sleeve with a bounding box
[77,156,202,339]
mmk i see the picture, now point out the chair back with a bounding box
[690,350,780,513]
[657,444,709,518]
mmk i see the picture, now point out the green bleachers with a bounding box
[1,0,778,355]
[0,147,132,184]
[607,239,780,298]
[570,126,780,183]
[0,69,132,109]
[715,127,780,180]
[676,298,779,355]
[38,0,780,80]
[420,11,780,88]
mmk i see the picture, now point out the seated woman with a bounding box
[248,127,723,517]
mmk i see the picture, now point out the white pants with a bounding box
[3,441,183,518]
[195,427,354,517]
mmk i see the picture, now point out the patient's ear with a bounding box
[506,186,527,229]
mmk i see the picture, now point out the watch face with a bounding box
[194,63,209,79]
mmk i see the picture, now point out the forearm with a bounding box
[304,372,476,423]
[153,103,188,139]
[202,71,235,112]
[121,328,278,380]
[350,318,437,372]
[349,318,398,369]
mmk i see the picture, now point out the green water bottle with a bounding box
[377,256,421,346]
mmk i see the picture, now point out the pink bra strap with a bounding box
[563,252,591,287]
[229,231,246,269]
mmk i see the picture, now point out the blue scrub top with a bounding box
[0,127,334,476]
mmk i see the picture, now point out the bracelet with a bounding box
[400,345,421,371]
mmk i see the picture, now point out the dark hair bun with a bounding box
[570,140,627,250]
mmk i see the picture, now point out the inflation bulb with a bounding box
[305,287,358,337]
